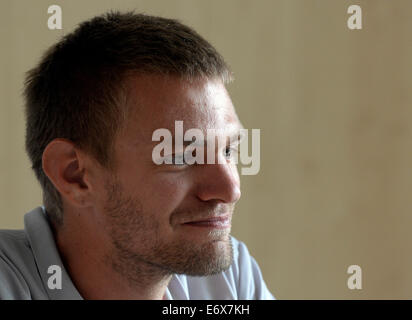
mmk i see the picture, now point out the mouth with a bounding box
[182,215,231,229]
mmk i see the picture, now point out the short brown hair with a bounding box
[24,11,232,226]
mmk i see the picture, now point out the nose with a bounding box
[196,162,241,204]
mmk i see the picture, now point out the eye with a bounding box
[224,146,232,158]
[224,146,239,161]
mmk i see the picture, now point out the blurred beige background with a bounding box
[1,0,412,299]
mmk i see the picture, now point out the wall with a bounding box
[1,0,411,299]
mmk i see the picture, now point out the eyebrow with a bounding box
[179,128,245,148]
[146,123,245,151]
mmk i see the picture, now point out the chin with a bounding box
[172,235,234,276]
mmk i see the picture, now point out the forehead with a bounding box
[121,74,241,139]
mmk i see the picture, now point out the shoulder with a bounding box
[0,229,32,269]
[0,229,46,299]
[0,229,32,299]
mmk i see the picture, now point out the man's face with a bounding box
[91,75,242,279]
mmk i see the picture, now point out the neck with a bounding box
[52,208,172,300]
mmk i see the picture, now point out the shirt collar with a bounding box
[24,206,83,300]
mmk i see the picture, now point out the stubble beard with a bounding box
[102,177,234,288]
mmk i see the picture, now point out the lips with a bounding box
[182,215,231,229]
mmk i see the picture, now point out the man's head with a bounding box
[24,12,242,279]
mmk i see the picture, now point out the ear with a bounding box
[42,138,94,208]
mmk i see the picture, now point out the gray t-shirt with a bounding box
[0,207,275,300]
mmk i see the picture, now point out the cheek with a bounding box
[140,174,191,213]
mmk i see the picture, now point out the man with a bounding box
[0,11,274,300]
